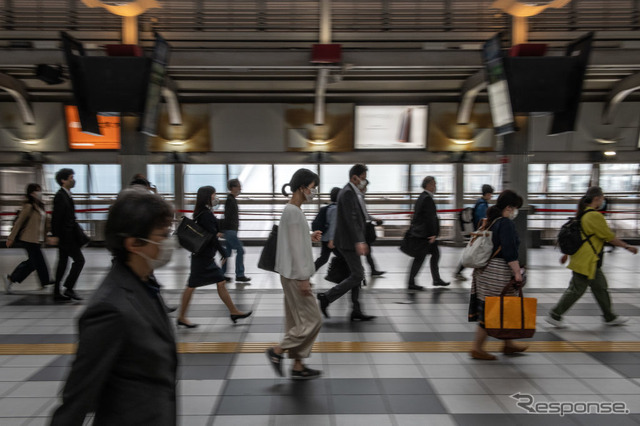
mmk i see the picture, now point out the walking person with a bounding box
[221,178,251,282]
[546,186,637,328]
[361,179,385,276]
[407,176,450,291]
[317,164,376,321]
[51,168,86,302]
[266,168,323,379]
[313,186,340,271]
[177,186,251,328]
[468,190,527,360]
[4,183,56,293]
[50,189,178,426]
[454,184,494,281]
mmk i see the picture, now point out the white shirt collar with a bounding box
[63,187,72,197]
[425,190,434,197]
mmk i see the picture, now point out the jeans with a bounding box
[221,230,245,277]
[550,269,616,322]
[10,242,50,286]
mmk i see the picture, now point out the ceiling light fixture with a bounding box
[450,139,474,145]
[604,150,616,156]
[594,138,618,144]
[167,140,187,146]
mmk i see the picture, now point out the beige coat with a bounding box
[8,203,50,244]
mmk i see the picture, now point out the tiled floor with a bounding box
[1,245,640,425]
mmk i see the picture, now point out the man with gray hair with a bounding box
[406,176,449,290]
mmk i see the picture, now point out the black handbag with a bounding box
[176,215,212,254]
[325,254,350,284]
[399,230,427,258]
[258,225,278,272]
[365,222,377,245]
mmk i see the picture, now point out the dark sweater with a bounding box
[193,210,227,259]
[491,217,520,263]
[223,194,239,231]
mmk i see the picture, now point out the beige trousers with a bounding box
[279,276,323,359]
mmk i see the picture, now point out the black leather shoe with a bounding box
[317,293,330,319]
[236,276,252,282]
[53,293,71,302]
[351,311,376,321]
[433,280,450,287]
[177,320,198,329]
[408,284,425,291]
[230,311,252,324]
[371,270,386,276]
[224,276,233,282]
[164,305,178,313]
[63,289,83,301]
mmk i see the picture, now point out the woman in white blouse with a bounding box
[266,168,323,380]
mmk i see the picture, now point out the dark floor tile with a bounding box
[223,379,328,396]
[47,355,75,367]
[589,352,640,364]
[400,332,443,342]
[379,378,434,395]
[609,364,640,379]
[28,366,70,381]
[247,324,284,333]
[270,394,330,415]
[327,379,381,395]
[179,365,229,380]
[386,394,446,414]
[453,414,521,426]
[248,317,285,325]
[215,396,272,415]
[321,322,395,333]
[8,293,88,305]
[331,395,387,414]
[570,414,639,425]
[511,414,580,425]
[179,353,234,366]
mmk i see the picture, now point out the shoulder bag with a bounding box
[258,225,278,272]
[461,218,500,269]
[176,213,212,254]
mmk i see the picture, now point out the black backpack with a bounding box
[311,204,331,233]
[557,210,597,255]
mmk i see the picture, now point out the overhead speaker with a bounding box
[35,64,64,85]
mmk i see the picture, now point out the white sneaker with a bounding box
[3,275,13,294]
[545,315,566,329]
[606,316,629,326]
[453,273,468,281]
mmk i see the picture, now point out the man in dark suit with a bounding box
[51,168,85,302]
[317,164,375,321]
[50,188,177,426]
[407,176,450,290]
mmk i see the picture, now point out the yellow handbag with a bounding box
[485,281,537,340]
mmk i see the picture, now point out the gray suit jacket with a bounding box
[334,183,367,251]
[50,261,177,426]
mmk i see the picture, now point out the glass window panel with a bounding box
[600,164,640,193]
[89,164,121,195]
[274,164,318,194]
[548,164,592,193]
[464,164,501,195]
[43,164,88,194]
[411,164,454,194]
[147,164,174,195]
[229,164,273,194]
[365,165,409,193]
[528,164,546,194]
[185,165,227,194]
[319,165,351,193]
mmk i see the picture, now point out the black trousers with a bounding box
[54,244,85,294]
[324,248,363,313]
[314,241,333,271]
[10,242,50,286]
[365,245,378,272]
[408,241,442,286]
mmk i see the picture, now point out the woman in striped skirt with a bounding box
[468,190,526,360]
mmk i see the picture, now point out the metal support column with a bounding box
[174,163,185,215]
[454,162,464,245]
[118,116,149,191]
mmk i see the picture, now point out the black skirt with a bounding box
[187,255,225,288]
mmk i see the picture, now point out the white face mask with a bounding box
[33,191,42,200]
[356,178,367,191]
[137,236,176,270]
[509,208,519,220]
[304,187,318,202]
[212,196,220,207]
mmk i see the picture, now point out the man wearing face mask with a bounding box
[317,164,376,321]
[221,178,251,283]
[51,168,86,302]
[50,189,178,426]
[407,176,449,291]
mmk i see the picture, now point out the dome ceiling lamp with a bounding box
[491,0,572,45]
[81,0,161,44]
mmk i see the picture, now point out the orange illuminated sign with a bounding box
[65,105,121,150]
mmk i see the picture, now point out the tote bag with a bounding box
[258,225,278,272]
[461,218,499,268]
[176,215,212,254]
[484,281,537,340]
